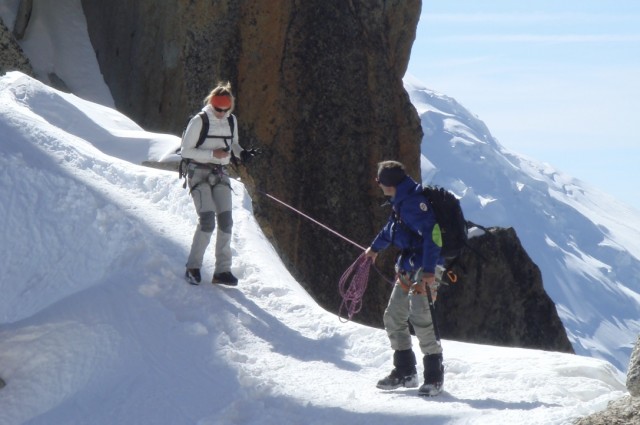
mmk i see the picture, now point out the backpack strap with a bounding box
[177,112,209,188]
[226,115,240,166]
[227,114,235,138]
[194,111,209,149]
[196,113,235,148]
[179,114,237,188]
[183,111,233,151]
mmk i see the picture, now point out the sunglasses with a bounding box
[214,107,230,113]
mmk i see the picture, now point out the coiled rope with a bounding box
[338,253,373,322]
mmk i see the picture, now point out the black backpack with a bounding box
[177,112,235,186]
[422,186,468,260]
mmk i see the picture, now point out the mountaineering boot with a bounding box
[212,271,238,286]
[185,268,202,285]
[418,353,444,396]
[377,349,418,390]
[377,369,419,390]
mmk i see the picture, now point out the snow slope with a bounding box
[406,75,640,371]
[0,70,628,425]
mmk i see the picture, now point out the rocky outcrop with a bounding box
[0,17,34,76]
[575,335,640,424]
[574,396,640,425]
[436,226,573,353]
[628,335,640,396]
[81,0,423,323]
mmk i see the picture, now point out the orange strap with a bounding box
[446,270,458,284]
[396,273,428,295]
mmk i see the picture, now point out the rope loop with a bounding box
[338,253,373,322]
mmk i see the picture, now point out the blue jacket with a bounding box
[371,176,443,274]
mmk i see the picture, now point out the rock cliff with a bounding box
[0,17,34,76]
[437,226,573,353]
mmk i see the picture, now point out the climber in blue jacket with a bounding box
[365,160,445,397]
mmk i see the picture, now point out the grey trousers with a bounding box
[383,281,443,356]
[185,166,233,273]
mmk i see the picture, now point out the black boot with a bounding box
[212,271,238,286]
[418,353,444,396]
[376,349,418,390]
[185,268,202,285]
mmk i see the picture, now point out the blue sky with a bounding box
[407,0,640,211]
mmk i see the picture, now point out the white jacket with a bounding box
[180,104,242,165]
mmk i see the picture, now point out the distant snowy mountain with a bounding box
[0,70,626,425]
[405,75,640,371]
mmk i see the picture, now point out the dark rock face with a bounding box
[0,18,34,76]
[574,336,640,424]
[628,335,640,397]
[242,1,425,325]
[436,226,574,353]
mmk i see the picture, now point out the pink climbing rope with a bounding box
[338,253,373,322]
[262,192,366,251]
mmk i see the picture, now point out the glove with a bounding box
[425,277,439,302]
[410,271,439,301]
[240,147,261,163]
